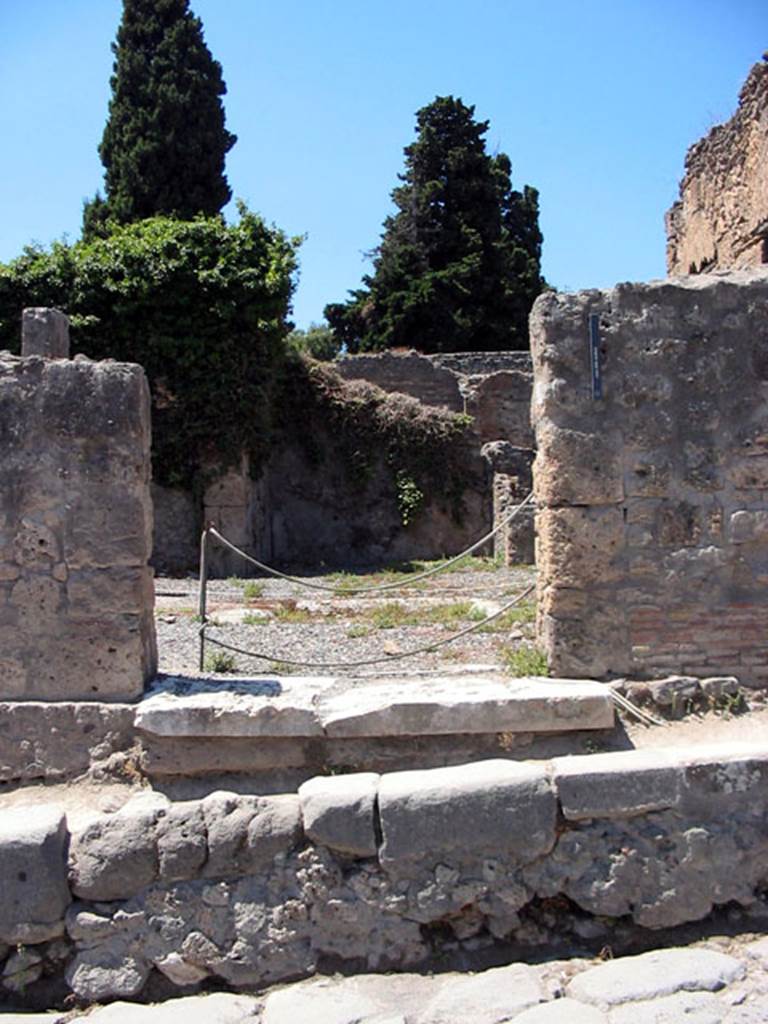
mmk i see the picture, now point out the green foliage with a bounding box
[84,0,236,234]
[395,470,424,526]
[286,323,341,362]
[326,96,544,354]
[242,581,266,601]
[362,599,475,630]
[276,355,474,523]
[0,208,299,487]
[502,644,548,676]
[204,650,238,673]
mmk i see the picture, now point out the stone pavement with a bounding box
[5,941,767,1022]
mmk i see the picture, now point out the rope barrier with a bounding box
[206,491,535,596]
[609,688,666,727]
[201,583,536,670]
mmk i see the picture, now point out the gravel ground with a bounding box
[155,559,538,679]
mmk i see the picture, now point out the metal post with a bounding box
[198,526,210,672]
[589,313,603,400]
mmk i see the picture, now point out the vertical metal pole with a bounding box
[198,526,209,672]
[589,313,603,400]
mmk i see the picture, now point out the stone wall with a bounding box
[1,743,766,1004]
[531,270,768,684]
[666,61,768,275]
[0,345,157,700]
[336,348,534,448]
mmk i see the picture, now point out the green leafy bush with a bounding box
[0,206,299,488]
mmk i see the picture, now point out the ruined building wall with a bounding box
[531,269,768,685]
[336,349,534,448]
[0,317,156,700]
[666,61,768,275]
[153,351,530,575]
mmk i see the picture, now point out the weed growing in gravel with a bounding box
[363,600,476,630]
[347,623,372,639]
[327,554,499,595]
[502,643,548,676]
[475,601,536,633]
[272,606,314,624]
[204,650,238,673]
[243,581,266,601]
[269,660,301,675]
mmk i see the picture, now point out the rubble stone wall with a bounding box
[1,744,766,1004]
[531,270,768,683]
[666,61,768,275]
[336,348,534,447]
[0,352,157,700]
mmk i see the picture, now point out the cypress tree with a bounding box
[83,0,236,236]
[326,96,543,353]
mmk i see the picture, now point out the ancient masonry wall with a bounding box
[1,744,766,1003]
[666,61,768,275]
[0,313,156,701]
[531,270,768,684]
[336,349,536,566]
[153,350,531,575]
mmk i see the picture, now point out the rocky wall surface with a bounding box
[336,349,534,447]
[151,350,536,574]
[531,270,768,683]
[1,744,766,1005]
[666,61,768,275]
[0,353,157,700]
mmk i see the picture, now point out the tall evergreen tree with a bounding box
[83,0,236,237]
[326,96,543,353]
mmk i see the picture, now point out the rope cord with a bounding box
[201,583,536,670]
[610,688,666,727]
[206,491,535,596]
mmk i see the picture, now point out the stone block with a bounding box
[553,749,682,820]
[156,802,208,882]
[136,676,334,737]
[536,506,625,587]
[512,1001,606,1024]
[567,946,744,1006]
[85,993,261,1023]
[416,964,545,1023]
[534,424,624,506]
[378,759,556,868]
[21,307,70,358]
[0,805,71,944]
[731,509,768,543]
[69,794,168,900]
[0,700,135,782]
[202,792,301,879]
[319,676,613,737]
[538,596,631,679]
[0,354,156,700]
[677,744,768,815]
[299,772,380,858]
[140,734,311,777]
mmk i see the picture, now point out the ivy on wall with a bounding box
[0,206,299,489]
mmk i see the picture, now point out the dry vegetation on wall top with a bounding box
[276,355,476,524]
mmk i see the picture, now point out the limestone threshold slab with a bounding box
[135,674,613,739]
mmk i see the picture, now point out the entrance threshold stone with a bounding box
[135,673,614,740]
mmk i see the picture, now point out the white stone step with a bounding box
[136,673,614,740]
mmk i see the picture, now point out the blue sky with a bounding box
[0,1,765,327]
